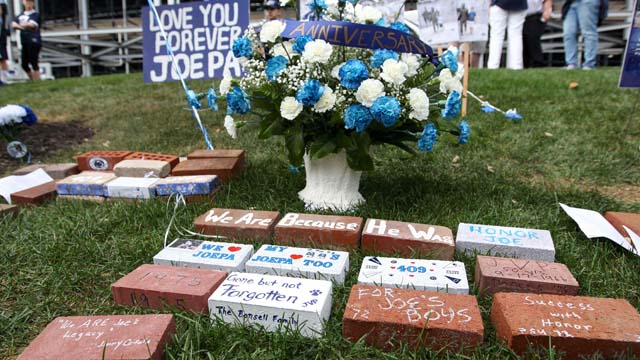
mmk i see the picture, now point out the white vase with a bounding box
[298,150,365,212]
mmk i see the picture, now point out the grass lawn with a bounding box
[0,67,639,359]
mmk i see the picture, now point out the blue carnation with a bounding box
[344,104,373,133]
[390,22,412,34]
[481,104,496,113]
[441,91,461,119]
[339,59,369,90]
[265,55,289,82]
[296,79,325,106]
[227,86,251,115]
[375,17,386,26]
[293,35,313,54]
[19,105,37,125]
[371,96,401,128]
[440,48,459,73]
[207,88,218,112]
[458,120,470,145]
[186,90,202,109]
[308,0,327,18]
[505,109,523,120]
[418,123,437,152]
[370,49,399,68]
[232,36,252,58]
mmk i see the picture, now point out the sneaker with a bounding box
[582,66,594,71]
[565,64,577,70]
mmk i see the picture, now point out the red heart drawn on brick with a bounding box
[228,246,242,252]
[411,262,415,264]
[409,274,415,277]
[290,254,303,260]
[390,266,396,269]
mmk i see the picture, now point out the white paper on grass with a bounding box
[0,169,54,204]
[622,226,640,255]
[559,203,639,256]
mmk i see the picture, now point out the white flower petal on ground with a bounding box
[401,53,421,77]
[313,87,336,113]
[380,59,408,85]
[280,96,303,120]
[355,79,386,107]
[260,20,286,43]
[302,39,334,64]
[224,115,238,139]
[408,88,430,121]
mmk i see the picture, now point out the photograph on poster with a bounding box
[418,0,459,45]
[457,0,489,43]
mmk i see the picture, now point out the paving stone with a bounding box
[153,175,219,196]
[16,314,175,360]
[187,149,245,169]
[208,272,333,338]
[56,171,117,196]
[0,204,19,218]
[153,238,254,272]
[361,219,455,259]
[76,150,132,171]
[112,264,227,313]
[105,177,159,199]
[57,195,106,203]
[475,255,579,297]
[491,292,640,359]
[343,285,484,351]
[275,213,363,250]
[11,181,57,205]
[604,211,640,239]
[357,256,469,294]
[125,151,180,169]
[456,223,556,262]
[245,245,349,284]
[113,159,171,178]
[194,208,281,241]
[13,163,80,179]
[171,158,240,182]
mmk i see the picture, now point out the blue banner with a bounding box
[281,19,439,65]
[620,0,640,88]
[142,0,249,83]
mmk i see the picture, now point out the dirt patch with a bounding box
[0,120,94,174]
[527,174,640,204]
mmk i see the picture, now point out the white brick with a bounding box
[105,177,158,199]
[153,238,253,272]
[113,159,171,178]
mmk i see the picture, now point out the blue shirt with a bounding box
[15,10,40,44]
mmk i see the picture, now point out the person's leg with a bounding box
[21,46,32,79]
[578,0,600,68]
[30,43,41,80]
[563,1,580,68]
[506,9,527,69]
[487,5,508,69]
[523,14,546,67]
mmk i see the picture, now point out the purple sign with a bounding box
[142,0,249,83]
[620,0,640,88]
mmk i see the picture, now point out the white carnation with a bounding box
[224,115,238,139]
[331,62,345,79]
[271,40,296,58]
[260,20,286,43]
[313,87,336,113]
[438,69,463,93]
[220,68,232,95]
[401,53,421,77]
[408,88,430,121]
[380,59,408,85]
[355,4,382,24]
[355,79,385,107]
[302,39,333,64]
[280,97,303,120]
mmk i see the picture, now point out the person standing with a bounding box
[523,0,553,67]
[562,0,603,70]
[0,0,9,85]
[11,0,40,81]
[487,0,528,69]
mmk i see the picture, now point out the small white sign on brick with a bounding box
[245,245,349,284]
[153,238,253,272]
[357,256,469,294]
[105,177,159,199]
[208,272,332,338]
[456,223,555,262]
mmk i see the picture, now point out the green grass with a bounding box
[0,68,639,359]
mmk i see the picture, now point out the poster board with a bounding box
[619,0,640,88]
[417,0,489,45]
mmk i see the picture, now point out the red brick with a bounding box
[275,213,363,250]
[16,314,175,360]
[171,158,240,182]
[187,149,245,169]
[194,208,281,241]
[475,256,579,297]
[491,292,640,359]
[13,163,79,179]
[361,219,454,259]
[125,151,180,169]
[11,181,57,205]
[343,285,484,351]
[112,264,227,313]
[0,204,19,218]
[76,151,132,171]
[158,191,218,205]
[604,211,640,239]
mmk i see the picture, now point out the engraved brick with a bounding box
[56,171,116,196]
[194,208,281,241]
[153,175,219,196]
[11,181,57,205]
[491,292,640,359]
[113,159,171,178]
[171,158,240,182]
[153,238,254,272]
[112,264,227,313]
[343,285,484,351]
[125,151,180,169]
[187,149,245,169]
[76,150,132,171]
[362,219,455,259]
[275,213,363,250]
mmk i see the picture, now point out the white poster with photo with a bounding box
[418,0,459,45]
[457,0,489,43]
[359,0,405,23]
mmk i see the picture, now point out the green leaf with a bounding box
[258,116,285,139]
[309,137,337,160]
[346,132,374,171]
[285,125,305,166]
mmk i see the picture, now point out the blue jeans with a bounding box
[563,0,600,68]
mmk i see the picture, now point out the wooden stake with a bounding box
[461,42,470,118]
